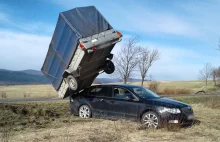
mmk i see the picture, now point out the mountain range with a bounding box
[0,69,142,85]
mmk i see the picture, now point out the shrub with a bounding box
[23,92,31,98]
[160,88,191,95]
[175,88,191,94]
[148,81,160,93]
[1,91,7,98]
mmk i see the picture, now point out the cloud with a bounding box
[140,43,219,81]
[0,30,50,70]
[0,11,54,35]
[114,9,199,38]
[177,0,220,41]
[0,12,10,23]
[49,0,200,38]
[108,38,219,81]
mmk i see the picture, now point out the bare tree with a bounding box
[212,67,220,87]
[114,36,141,84]
[218,38,220,51]
[199,63,212,87]
[212,68,218,86]
[138,47,160,87]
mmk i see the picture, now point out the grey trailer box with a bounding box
[41,6,122,98]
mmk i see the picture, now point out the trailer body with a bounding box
[41,6,122,98]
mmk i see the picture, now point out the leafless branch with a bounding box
[198,63,212,88]
[138,47,160,87]
[114,36,142,84]
[211,67,220,87]
[218,38,220,51]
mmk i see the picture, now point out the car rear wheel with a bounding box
[79,105,91,118]
[67,75,78,91]
[141,111,160,128]
[104,60,115,74]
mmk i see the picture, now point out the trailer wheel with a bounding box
[67,75,78,91]
[104,60,115,74]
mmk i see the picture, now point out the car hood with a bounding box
[145,97,189,108]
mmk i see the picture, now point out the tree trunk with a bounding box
[206,79,208,88]
[213,76,217,86]
[123,77,126,84]
[141,78,144,87]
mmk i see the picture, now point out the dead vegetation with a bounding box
[148,81,160,93]
[1,96,220,142]
[23,92,31,98]
[159,88,191,95]
[1,91,7,98]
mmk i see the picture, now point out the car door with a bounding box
[105,87,140,121]
[86,86,112,118]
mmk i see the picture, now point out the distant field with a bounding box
[131,80,217,94]
[0,85,57,98]
[0,80,218,99]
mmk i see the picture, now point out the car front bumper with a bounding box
[159,107,194,126]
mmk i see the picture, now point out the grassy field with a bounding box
[1,96,220,142]
[131,80,218,94]
[0,85,57,98]
[0,80,219,99]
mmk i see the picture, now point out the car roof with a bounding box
[91,84,142,88]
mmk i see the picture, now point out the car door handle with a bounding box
[100,99,104,102]
[109,100,115,104]
[89,99,96,102]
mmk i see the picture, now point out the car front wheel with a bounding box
[79,105,91,118]
[141,111,160,128]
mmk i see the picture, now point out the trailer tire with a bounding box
[104,60,115,74]
[67,75,78,91]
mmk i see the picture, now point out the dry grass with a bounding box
[1,96,220,142]
[159,88,191,95]
[0,80,219,99]
[148,81,160,93]
[0,85,57,98]
[132,80,218,94]
[4,104,220,142]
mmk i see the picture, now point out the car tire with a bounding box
[141,111,161,128]
[104,60,115,74]
[67,75,78,91]
[78,105,91,118]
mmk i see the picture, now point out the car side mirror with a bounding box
[133,98,139,102]
[125,96,132,100]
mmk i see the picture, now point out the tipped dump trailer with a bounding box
[41,6,122,98]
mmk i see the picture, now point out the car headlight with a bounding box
[158,107,181,114]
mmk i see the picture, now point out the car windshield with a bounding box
[129,87,160,99]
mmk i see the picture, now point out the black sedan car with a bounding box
[69,84,194,128]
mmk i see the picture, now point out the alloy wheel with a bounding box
[79,105,91,118]
[142,112,159,128]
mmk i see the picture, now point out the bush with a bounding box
[160,88,191,95]
[23,92,31,98]
[148,81,160,93]
[1,91,7,98]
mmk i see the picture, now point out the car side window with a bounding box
[113,87,135,100]
[88,87,96,96]
[88,86,111,97]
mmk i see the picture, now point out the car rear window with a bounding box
[88,86,111,97]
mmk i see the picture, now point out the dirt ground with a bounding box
[2,103,220,142]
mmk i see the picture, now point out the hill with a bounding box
[0,69,143,85]
[0,69,49,85]
[21,69,43,75]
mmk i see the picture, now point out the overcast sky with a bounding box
[0,0,219,80]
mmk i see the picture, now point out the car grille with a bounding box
[181,107,193,115]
